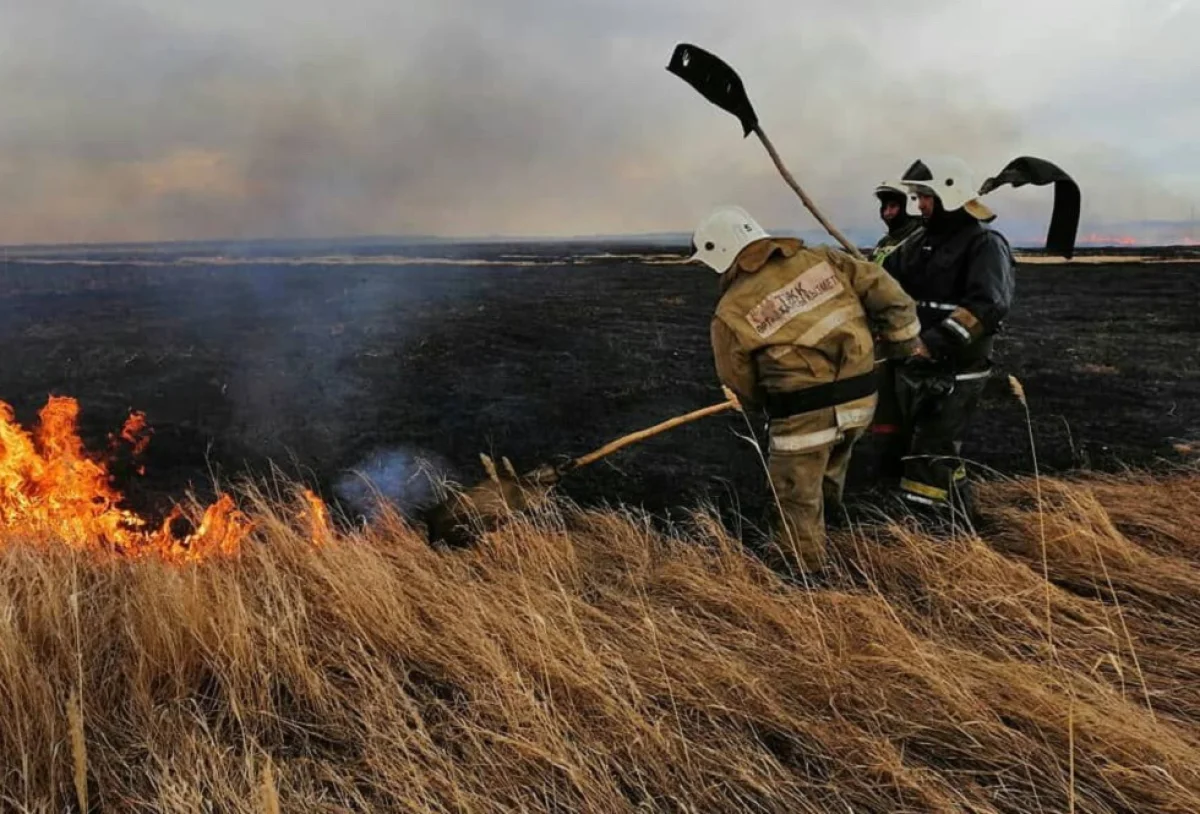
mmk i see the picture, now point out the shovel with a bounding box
[666,43,866,260]
[422,390,743,546]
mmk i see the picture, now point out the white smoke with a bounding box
[332,445,457,522]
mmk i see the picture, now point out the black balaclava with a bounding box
[877,191,912,235]
[923,194,975,236]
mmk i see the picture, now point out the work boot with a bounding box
[880,449,904,479]
[901,492,986,539]
[867,489,919,524]
[761,539,829,587]
[950,480,978,524]
[868,489,954,538]
[823,497,849,529]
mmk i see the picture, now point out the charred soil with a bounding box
[1,242,1197,529]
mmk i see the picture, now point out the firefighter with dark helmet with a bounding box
[880,155,1016,517]
[868,179,926,478]
[871,180,923,265]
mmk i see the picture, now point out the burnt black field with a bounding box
[2,239,1198,536]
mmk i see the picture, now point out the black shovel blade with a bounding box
[667,43,759,137]
[980,156,1081,259]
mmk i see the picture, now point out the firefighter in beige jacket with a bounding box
[691,205,924,576]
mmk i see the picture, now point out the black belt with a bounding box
[763,370,878,419]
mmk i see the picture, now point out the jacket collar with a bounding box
[720,237,804,292]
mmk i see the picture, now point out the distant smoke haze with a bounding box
[0,0,1197,246]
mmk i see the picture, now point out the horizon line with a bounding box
[2,225,1198,253]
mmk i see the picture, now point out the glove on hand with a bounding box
[918,326,955,361]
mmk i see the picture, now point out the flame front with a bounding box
[1079,233,1140,247]
[0,395,253,562]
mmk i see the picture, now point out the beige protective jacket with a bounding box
[711,237,920,413]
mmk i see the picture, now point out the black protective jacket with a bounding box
[870,217,923,265]
[882,210,1015,371]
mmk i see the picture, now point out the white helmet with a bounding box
[689,205,771,273]
[875,179,920,217]
[900,156,995,220]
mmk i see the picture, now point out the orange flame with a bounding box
[109,410,151,474]
[120,411,151,455]
[302,488,332,544]
[0,396,253,562]
[1080,233,1140,247]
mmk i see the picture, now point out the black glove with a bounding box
[919,326,955,361]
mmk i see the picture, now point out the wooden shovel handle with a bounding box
[569,398,740,471]
[753,125,866,261]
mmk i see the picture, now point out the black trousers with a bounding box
[870,360,906,480]
[890,364,990,508]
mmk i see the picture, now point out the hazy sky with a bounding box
[1,0,1197,245]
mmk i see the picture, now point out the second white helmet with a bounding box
[689,205,771,273]
[875,179,920,217]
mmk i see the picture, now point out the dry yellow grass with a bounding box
[2,470,1200,812]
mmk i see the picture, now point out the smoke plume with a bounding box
[0,0,1196,245]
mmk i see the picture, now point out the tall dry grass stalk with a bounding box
[1009,375,1052,637]
[259,759,280,814]
[1009,372,1076,811]
[2,471,1200,812]
[67,688,87,813]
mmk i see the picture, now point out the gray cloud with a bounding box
[0,0,1195,245]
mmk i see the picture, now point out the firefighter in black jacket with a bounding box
[881,155,1016,515]
[871,180,923,265]
[868,179,925,478]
